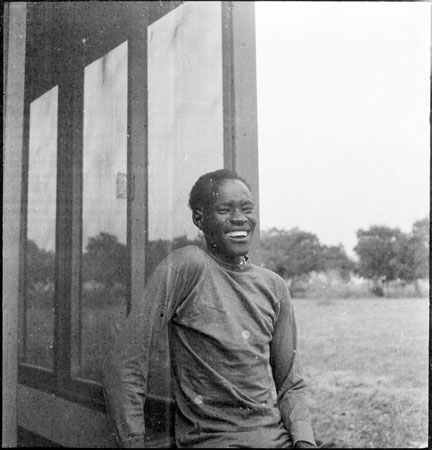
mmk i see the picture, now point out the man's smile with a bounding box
[225,230,250,241]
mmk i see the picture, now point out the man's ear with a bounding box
[192,208,204,230]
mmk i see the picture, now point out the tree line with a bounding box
[260,217,429,296]
[25,216,428,300]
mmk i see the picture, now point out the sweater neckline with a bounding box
[205,249,252,272]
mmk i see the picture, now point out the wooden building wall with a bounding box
[3,2,259,447]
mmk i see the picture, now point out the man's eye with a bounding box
[217,208,230,214]
[243,206,255,213]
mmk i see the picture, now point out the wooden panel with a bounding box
[18,426,62,447]
[3,3,27,447]
[53,46,77,388]
[231,2,260,201]
[18,384,117,447]
[18,385,175,448]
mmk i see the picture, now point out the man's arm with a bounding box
[102,263,184,448]
[270,283,316,448]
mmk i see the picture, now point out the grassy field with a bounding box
[293,297,429,448]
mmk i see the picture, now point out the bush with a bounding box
[371,286,384,297]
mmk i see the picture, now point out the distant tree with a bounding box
[320,244,355,281]
[391,217,429,294]
[354,226,401,293]
[260,227,323,282]
[392,233,416,283]
[411,217,429,281]
[25,239,55,289]
[83,232,129,288]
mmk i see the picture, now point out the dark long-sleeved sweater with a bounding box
[103,245,315,448]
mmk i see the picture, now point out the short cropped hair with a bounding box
[188,169,251,211]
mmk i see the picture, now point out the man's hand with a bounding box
[295,441,317,448]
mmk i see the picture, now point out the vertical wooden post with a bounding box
[128,4,148,309]
[3,3,27,447]
[222,2,261,263]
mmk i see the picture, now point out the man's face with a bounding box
[199,179,257,264]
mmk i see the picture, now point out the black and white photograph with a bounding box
[3,1,429,448]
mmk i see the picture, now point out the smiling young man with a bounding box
[103,169,316,448]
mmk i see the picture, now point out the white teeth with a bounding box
[227,231,248,238]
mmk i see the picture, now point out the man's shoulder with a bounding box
[163,245,208,272]
[250,265,293,309]
[250,263,288,290]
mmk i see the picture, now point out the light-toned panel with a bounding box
[24,86,58,370]
[3,3,27,447]
[18,385,117,448]
[82,40,128,249]
[27,86,58,252]
[148,1,224,242]
[77,41,129,383]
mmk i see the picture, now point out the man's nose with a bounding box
[230,211,247,225]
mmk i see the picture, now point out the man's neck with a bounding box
[206,246,247,267]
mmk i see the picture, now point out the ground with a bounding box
[293,297,429,448]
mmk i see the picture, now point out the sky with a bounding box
[255,1,430,256]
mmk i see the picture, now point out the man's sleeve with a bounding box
[102,263,183,448]
[270,282,316,447]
